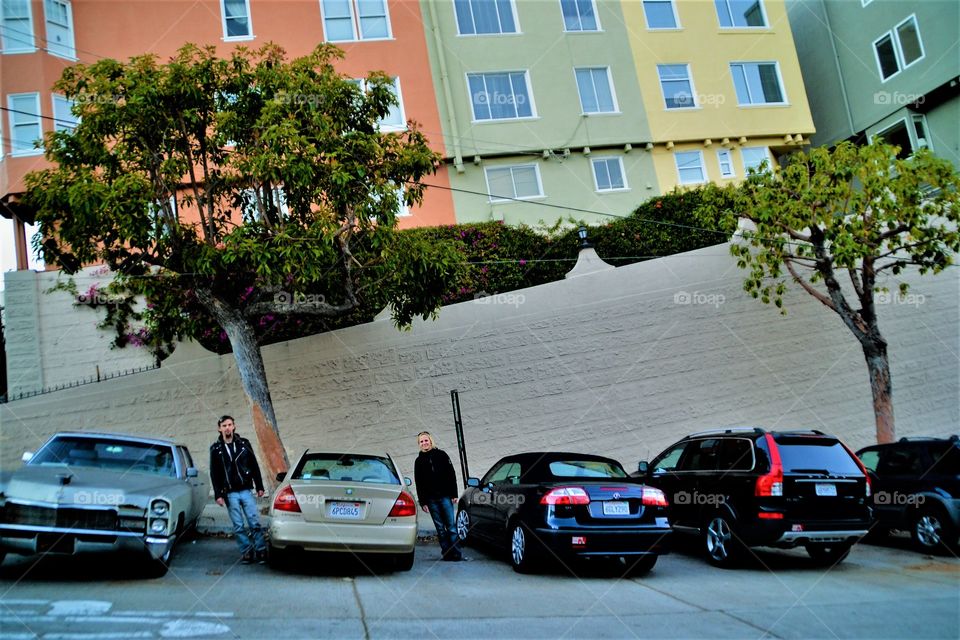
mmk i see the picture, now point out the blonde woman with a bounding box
[413,431,464,561]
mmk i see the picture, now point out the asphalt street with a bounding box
[0,535,957,639]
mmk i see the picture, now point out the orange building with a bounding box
[0,0,456,269]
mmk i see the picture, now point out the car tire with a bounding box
[509,522,540,574]
[268,545,289,569]
[703,514,744,568]
[143,545,172,578]
[456,508,471,544]
[394,550,415,572]
[805,542,853,565]
[911,507,956,553]
[623,554,658,576]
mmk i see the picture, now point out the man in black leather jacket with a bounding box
[414,431,464,561]
[210,416,267,564]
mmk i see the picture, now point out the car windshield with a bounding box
[548,460,627,479]
[292,454,399,484]
[30,436,176,477]
[774,436,861,474]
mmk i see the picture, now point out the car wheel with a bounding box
[509,522,539,574]
[268,545,289,569]
[623,554,658,577]
[704,514,743,568]
[805,542,853,565]
[143,545,172,578]
[394,550,415,572]
[456,508,471,544]
[911,508,955,553]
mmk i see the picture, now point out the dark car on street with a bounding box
[856,436,959,553]
[455,452,672,574]
[633,428,872,567]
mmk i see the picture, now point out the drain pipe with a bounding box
[427,0,464,173]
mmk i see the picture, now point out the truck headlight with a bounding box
[150,500,169,517]
[150,518,168,534]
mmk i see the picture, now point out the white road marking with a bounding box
[44,634,152,639]
[48,602,112,617]
[158,620,231,638]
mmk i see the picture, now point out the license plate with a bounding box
[602,501,629,516]
[327,502,363,519]
[815,483,837,497]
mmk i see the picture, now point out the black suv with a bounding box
[634,428,872,567]
[856,436,959,553]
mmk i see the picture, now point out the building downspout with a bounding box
[820,0,856,137]
[427,0,464,173]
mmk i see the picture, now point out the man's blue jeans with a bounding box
[426,498,462,560]
[226,490,266,556]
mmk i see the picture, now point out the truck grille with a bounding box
[3,503,119,531]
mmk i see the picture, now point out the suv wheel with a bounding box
[911,508,955,552]
[805,542,853,565]
[704,514,743,568]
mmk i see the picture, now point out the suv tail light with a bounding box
[273,486,301,513]
[389,491,418,517]
[755,433,784,497]
[540,487,590,505]
[842,442,872,497]
[641,487,668,507]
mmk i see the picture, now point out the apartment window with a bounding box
[643,0,678,29]
[220,0,253,39]
[875,117,930,159]
[715,0,766,27]
[241,186,289,222]
[575,67,617,114]
[485,164,542,201]
[1,0,35,52]
[741,146,770,174]
[7,93,43,156]
[322,0,390,42]
[730,62,785,105]
[43,0,74,58]
[592,157,627,192]
[350,77,405,131]
[658,64,696,109]
[717,149,735,178]
[560,0,599,32]
[468,71,534,121]
[873,16,923,81]
[455,0,518,35]
[912,114,930,151]
[675,151,705,184]
[52,94,78,132]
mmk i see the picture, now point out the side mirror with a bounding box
[276,471,287,482]
[404,477,412,486]
[637,461,649,475]
[21,452,34,463]
[186,467,199,478]
[466,477,480,488]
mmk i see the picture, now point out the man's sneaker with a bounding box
[241,552,255,565]
[256,550,268,564]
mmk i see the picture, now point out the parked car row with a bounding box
[0,430,956,578]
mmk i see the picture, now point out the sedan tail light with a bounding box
[273,486,301,513]
[389,491,417,517]
[540,487,590,506]
[641,487,668,507]
[755,433,784,497]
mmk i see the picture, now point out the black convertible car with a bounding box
[455,452,672,574]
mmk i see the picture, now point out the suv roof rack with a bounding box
[774,429,828,436]
[687,427,765,438]
[897,435,959,442]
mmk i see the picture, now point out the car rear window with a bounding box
[548,460,627,478]
[774,436,862,474]
[31,436,176,476]
[292,454,399,484]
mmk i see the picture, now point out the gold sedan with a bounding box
[268,451,418,570]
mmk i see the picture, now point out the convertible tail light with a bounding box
[388,491,417,517]
[756,433,784,497]
[540,487,590,506]
[273,486,301,513]
[641,487,668,507]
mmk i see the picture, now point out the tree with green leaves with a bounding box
[25,43,462,479]
[699,142,959,444]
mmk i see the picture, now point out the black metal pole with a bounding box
[451,389,469,488]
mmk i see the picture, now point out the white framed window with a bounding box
[715,0,766,27]
[560,0,599,32]
[1,0,35,53]
[657,64,697,109]
[7,93,43,156]
[454,0,518,35]
[485,164,543,201]
[43,0,74,58]
[52,94,78,132]
[643,0,679,29]
[321,0,391,42]
[468,71,535,121]
[574,67,618,114]
[241,186,289,221]
[912,114,931,151]
[873,15,923,81]
[730,62,786,105]
[349,77,406,131]
[717,149,735,178]
[592,157,628,192]
[674,150,705,185]
[741,146,770,174]
[874,116,931,159]
[220,0,253,40]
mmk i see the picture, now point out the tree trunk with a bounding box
[862,339,895,444]
[195,289,290,484]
